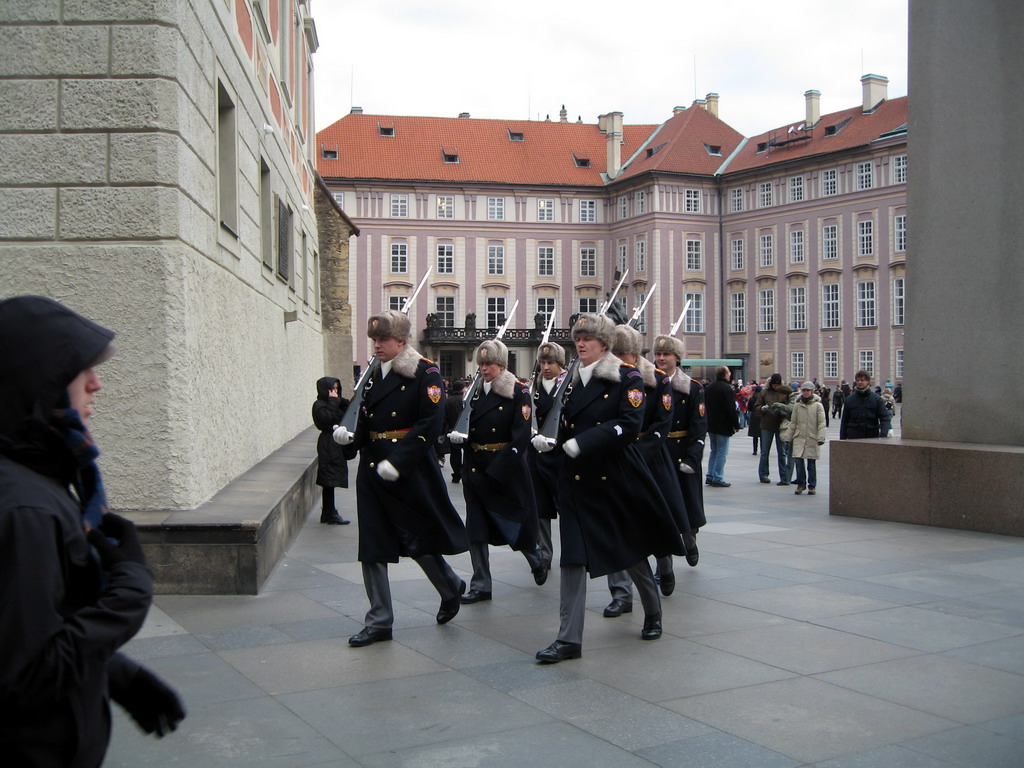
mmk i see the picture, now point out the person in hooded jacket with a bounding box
[312,376,352,525]
[781,382,827,494]
[0,295,185,768]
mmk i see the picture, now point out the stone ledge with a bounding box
[829,438,1024,537]
[126,427,319,594]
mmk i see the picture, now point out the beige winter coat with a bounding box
[781,394,827,459]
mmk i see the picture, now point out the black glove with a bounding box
[111,665,186,737]
[86,512,147,568]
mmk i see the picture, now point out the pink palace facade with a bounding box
[317,75,907,386]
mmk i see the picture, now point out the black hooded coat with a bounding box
[311,377,351,488]
[0,296,153,768]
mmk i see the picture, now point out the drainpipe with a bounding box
[716,184,726,360]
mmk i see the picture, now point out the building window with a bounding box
[619,196,628,219]
[487,244,504,275]
[856,161,874,190]
[789,176,805,203]
[895,214,907,252]
[758,181,774,208]
[821,168,838,196]
[538,245,554,277]
[633,292,648,333]
[537,296,555,322]
[684,188,700,213]
[791,352,805,381]
[824,350,839,379]
[758,289,775,332]
[896,348,904,379]
[788,285,807,330]
[821,283,840,329]
[823,224,838,260]
[391,193,408,218]
[435,296,455,327]
[790,229,805,264]
[893,154,908,184]
[759,233,774,268]
[390,242,408,274]
[634,237,647,273]
[486,296,507,329]
[259,157,272,267]
[538,198,554,222]
[684,292,704,333]
[216,81,239,236]
[730,187,744,212]
[578,296,598,314]
[858,220,874,256]
[332,191,344,205]
[579,199,596,222]
[856,279,877,327]
[731,238,745,271]
[859,349,875,376]
[730,292,746,333]
[487,197,505,220]
[579,246,596,277]
[277,198,292,283]
[636,190,648,214]
[686,239,703,271]
[893,277,905,326]
[436,195,454,219]
[616,241,628,275]
[436,243,454,274]
[387,294,405,312]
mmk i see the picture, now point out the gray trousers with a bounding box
[559,560,661,645]
[468,541,543,593]
[537,517,554,570]
[362,555,461,629]
[607,555,675,600]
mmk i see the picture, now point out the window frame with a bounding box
[537,198,554,222]
[758,181,774,208]
[729,187,744,212]
[487,244,505,275]
[789,229,805,264]
[758,288,776,332]
[791,351,805,381]
[390,241,408,274]
[487,196,505,221]
[634,236,647,273]
[684,291,705,334]
[537,244,554,278]
[893,277,905,326]
[822,223,839,261]
[390,193,409,218]
[579,199,596,223]
[789,175,805,203]
[729,291,746,333]
[821,168,838,196]
[856,161,874,190]
[824,350,839,379]
[436,194,454,219]
[788,285,807,330]
[579,246,597,278]
[434,295,455,327]
[858,220,874,257]
[892,154,908,184]
[759,233,774,268]
[821,283,841,329]
[685,238,703,271]
[436,242,454,275]
[684,188,700,213]
[856,279,877,328]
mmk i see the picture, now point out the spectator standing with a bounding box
[747,384,763,455]
[831,386,845,420]
[312,377,351,525]
[839,370,892,439]
[704,366,740,487]
[751,374,794,485]
[782,382,827,495]
[819,385,831,427]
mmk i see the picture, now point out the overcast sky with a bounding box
[311,0,908,138]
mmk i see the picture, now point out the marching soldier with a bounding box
[449,340,547,604]
[653,334,707,570]
[532,313,684,663]
[604,324,689,616]
[333,310,469,647]
[529,341,567,571]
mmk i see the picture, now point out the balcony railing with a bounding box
[423,313,573,346]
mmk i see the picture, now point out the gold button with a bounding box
[391,412,397,417]
[491,428,496,433]
[574,475,581,481]
[601,476,607,481]
[370,462,376,468]
[391,438,397,443]
[603,393,609,399]
[569,423,574,429]
[401,385,406,391]
[472,468,477,472]
[596,421,602,426]
[499,406,503,411]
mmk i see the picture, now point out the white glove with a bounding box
[333,425,353,445]
[564,438,581,458]
[532,434,555,453]
[377,459,399,482]
[679,462,696,475]
[448,431,467,445]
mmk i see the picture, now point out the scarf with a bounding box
[51,407,108,530]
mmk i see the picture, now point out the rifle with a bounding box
[337,267,432,432]
[667,298,693,338]
[627,282,656,330]
[536,270,629,443]
[450,299,520,437]
[530,309,558,433]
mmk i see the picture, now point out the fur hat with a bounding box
[611,324,643,357]
[537,341,566,367]
[367,310,411,341]
[475,339,509,368]
[571,312,616,349]
[652,334,685,361]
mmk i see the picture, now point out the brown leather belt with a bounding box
[470,441,509,452]
[668,430,689,438]
[369,428,411,440]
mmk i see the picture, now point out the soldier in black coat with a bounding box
[449,340,546,604]
[653,334,707,568]
[312,376,351,524]
[532,314,684,663]
[528,341,566,571]
[333,311,469,647]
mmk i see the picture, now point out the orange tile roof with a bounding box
[723,96,908,175]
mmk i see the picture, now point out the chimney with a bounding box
[861,73,888,113]
[691,98,707,110]
[559,104,568,122]
[350,106,363,115]
[458,112,470,118]
[602,111,618,179]
[705,93,719,118]
[804,90,820,127]
[672,105,686,115]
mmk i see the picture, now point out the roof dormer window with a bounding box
[378,123,395,137]
[442,148,459,163]
[508,129,524,141]
[573,154,591,168]
[704,143,722,156]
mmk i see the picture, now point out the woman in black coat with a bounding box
[747,385,763,454]
[312,376,351,524]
